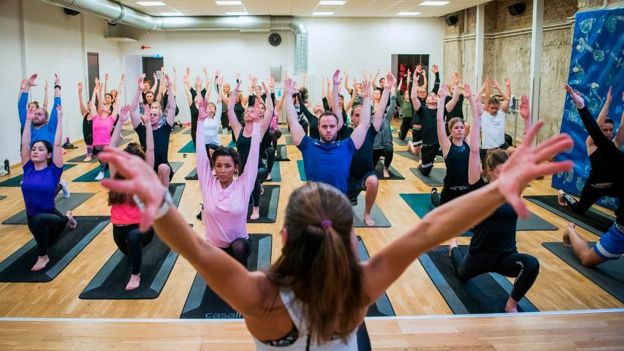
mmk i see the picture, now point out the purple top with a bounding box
[21,161,63,216]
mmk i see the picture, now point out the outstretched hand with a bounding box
[564,84,585,109]
[197,99,209,121]
[28,74,38,87]
[497,121,573,217]
[99,147,166,231]
[54,74,60,86]
[519,95,530,120]
[359,80,371,99]
[384,72,395,89]
[332,69,342,86]
[605,86,612,104]
[119,104,131,123]
[284,78,297,95]
[138,74,145,89]
[438,83,449,98]
[431,64,439,74]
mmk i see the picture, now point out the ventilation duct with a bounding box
[41,0,308,73]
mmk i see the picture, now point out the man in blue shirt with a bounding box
[18,74,61,146]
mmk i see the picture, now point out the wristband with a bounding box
[132,187,173,220]
[54,85,61,90]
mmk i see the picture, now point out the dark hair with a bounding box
[28,101,40,108]
[350,104,362,116]
[108,143,146,205]
[489,96,501,105]
[447,117,464,135]
[267,182,364,344]
[604,118,614,125]
[298,87,309,104]
[31,140,53,166]
[485,148,509,171]
[211,146,241,175]
[319,111,339,124]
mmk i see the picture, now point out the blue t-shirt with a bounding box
[298,135,355,194]
[21,161,63,216]
[19,93,60,146]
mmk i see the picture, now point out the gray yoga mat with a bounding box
[374,163,404,180]
[275,144,290,161]
[357,236,395,316]
[543,242,624,303]
[247,185,280,223]
[352,194,391,228]
[185,168,198,180]
[393,137,408,146]
[526,195,613,236]
[2,193,94,225]
[396,151,444,163]
[410,167,446,187]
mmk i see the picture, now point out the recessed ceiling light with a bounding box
[216,0,242,5]
[420,1,449,5]
[313,11,334,16]
[397,11,421,16]
[159,12,182,16]
[319,1,346,5]
[225,11,248,15]
[136,1,166,6]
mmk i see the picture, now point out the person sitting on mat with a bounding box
[193,89,267,267]
[21,102,77,271]
[107,104,156,290]
[448,88,540,313]
[557,87,624,230]
[562,85,624,267]
[97,110,572,348]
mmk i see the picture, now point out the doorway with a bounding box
[142,57,164,91]
[87,52,100,98]
[391,54,430,93]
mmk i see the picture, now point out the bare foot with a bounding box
[363,213,375,226]
[125,274,141,291]
[505,297,519,313]
[66,211,77,229]
[84,155,92,162]
[408,141,416,154]
[250,207,260,220]
[557,190,568,206]
[563,222,575,247]
[383,167,390,178]
[31,255,50,271]
[448,238,458,257]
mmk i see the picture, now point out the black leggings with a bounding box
[251,167,269,207]
[566,180,624,226]
[92,147,109,172]
[451,249,539,302]
[398,117,412,140]
[264,147,276,174]
[270,129,282,152]
[432,187,471,207]
[223,238,251,267]
[112,224,155,275]
[373,145,393,169]
[27,209,68,256]
[419,144,440,176]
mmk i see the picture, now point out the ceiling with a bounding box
[118,0,492,18]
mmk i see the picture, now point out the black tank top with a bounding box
[588,146,616,183]
[236,130,265,173]
[443,142,470,188]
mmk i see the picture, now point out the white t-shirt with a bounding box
[481,109,506,149]
[202,103,223,145]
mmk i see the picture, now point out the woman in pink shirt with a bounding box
[107,104,155,290]
[195,88,266,267]
[90,85,119,180]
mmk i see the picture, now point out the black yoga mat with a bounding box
[67,154,98,163]
[357,236,396,317]
[2,193,94,225]
[180,233,273,319]
[543,242,624,303]
[78,183,185,299]
[276,144,290,161]
[410,167,446,187]
[396,151,444,163]
[374,163,404,180]
[0,216,110,282]
[393,136,408,146]
[247,185,280,223]
[419,246,539,314]
[284,135,294,145]
[185,168,198,180]
[526,195,614,236]
[400,193,556,232]
[0,164,77,187]
[352,195,391,228]
[170,161,183,173]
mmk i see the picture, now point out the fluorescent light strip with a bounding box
[225,12,248,15]
[159,12,182,16]
[397,11,421,16]
[319,0,346,5]
[313,11,334,16]
[216,0,242,5]
[420,1,449,5]
[136,1,166,6]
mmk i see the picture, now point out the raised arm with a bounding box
[283,78,305,146]
[616,92,624,148]
[21,111,34,166]
[331,69,344,130]
[95,77,104,105]
[437,84,452,157]
[195,99,213,184]
[492,79,510,113]
[518,95,532,139]
[566,84,613,151]
[465,84,483,185]
[47,74,62,134]
[430,64,440,94]
[43,80,49,111]
[203,67,210,93]
[18,75,37,127]
[344,71,353,96]
[52,104,64,168]
[227,82,243,138]
[163,74,176,127]
[372,73,393,132]
[103,73,110,94]
[410,70,422,112]
[361,121,573,302]
[151,72,159,94]
[111,105,129,148]
[129,75,144,128]
[117,74,125,103]
[182,73,193,107]
[78,82,89,116]
[350,80,372,149]
[445,72,461,112]
[259,82,274,136]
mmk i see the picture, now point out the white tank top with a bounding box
[203,103,223,146]
[253,289,358,351]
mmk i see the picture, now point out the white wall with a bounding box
[0,0,122,165]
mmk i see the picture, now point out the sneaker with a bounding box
[60,179,71,198]
[95,171,105,181]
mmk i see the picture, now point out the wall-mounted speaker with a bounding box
[63,8,80,16]
[508,2,526,16]
[445,14,459,26]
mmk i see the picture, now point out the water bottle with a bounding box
[4,159,9,175]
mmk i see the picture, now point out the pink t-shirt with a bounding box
[111,201,142,225]
[92,114,116,146]
[196,121,260,248]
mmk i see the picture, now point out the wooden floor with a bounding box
[0,121,622,349]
